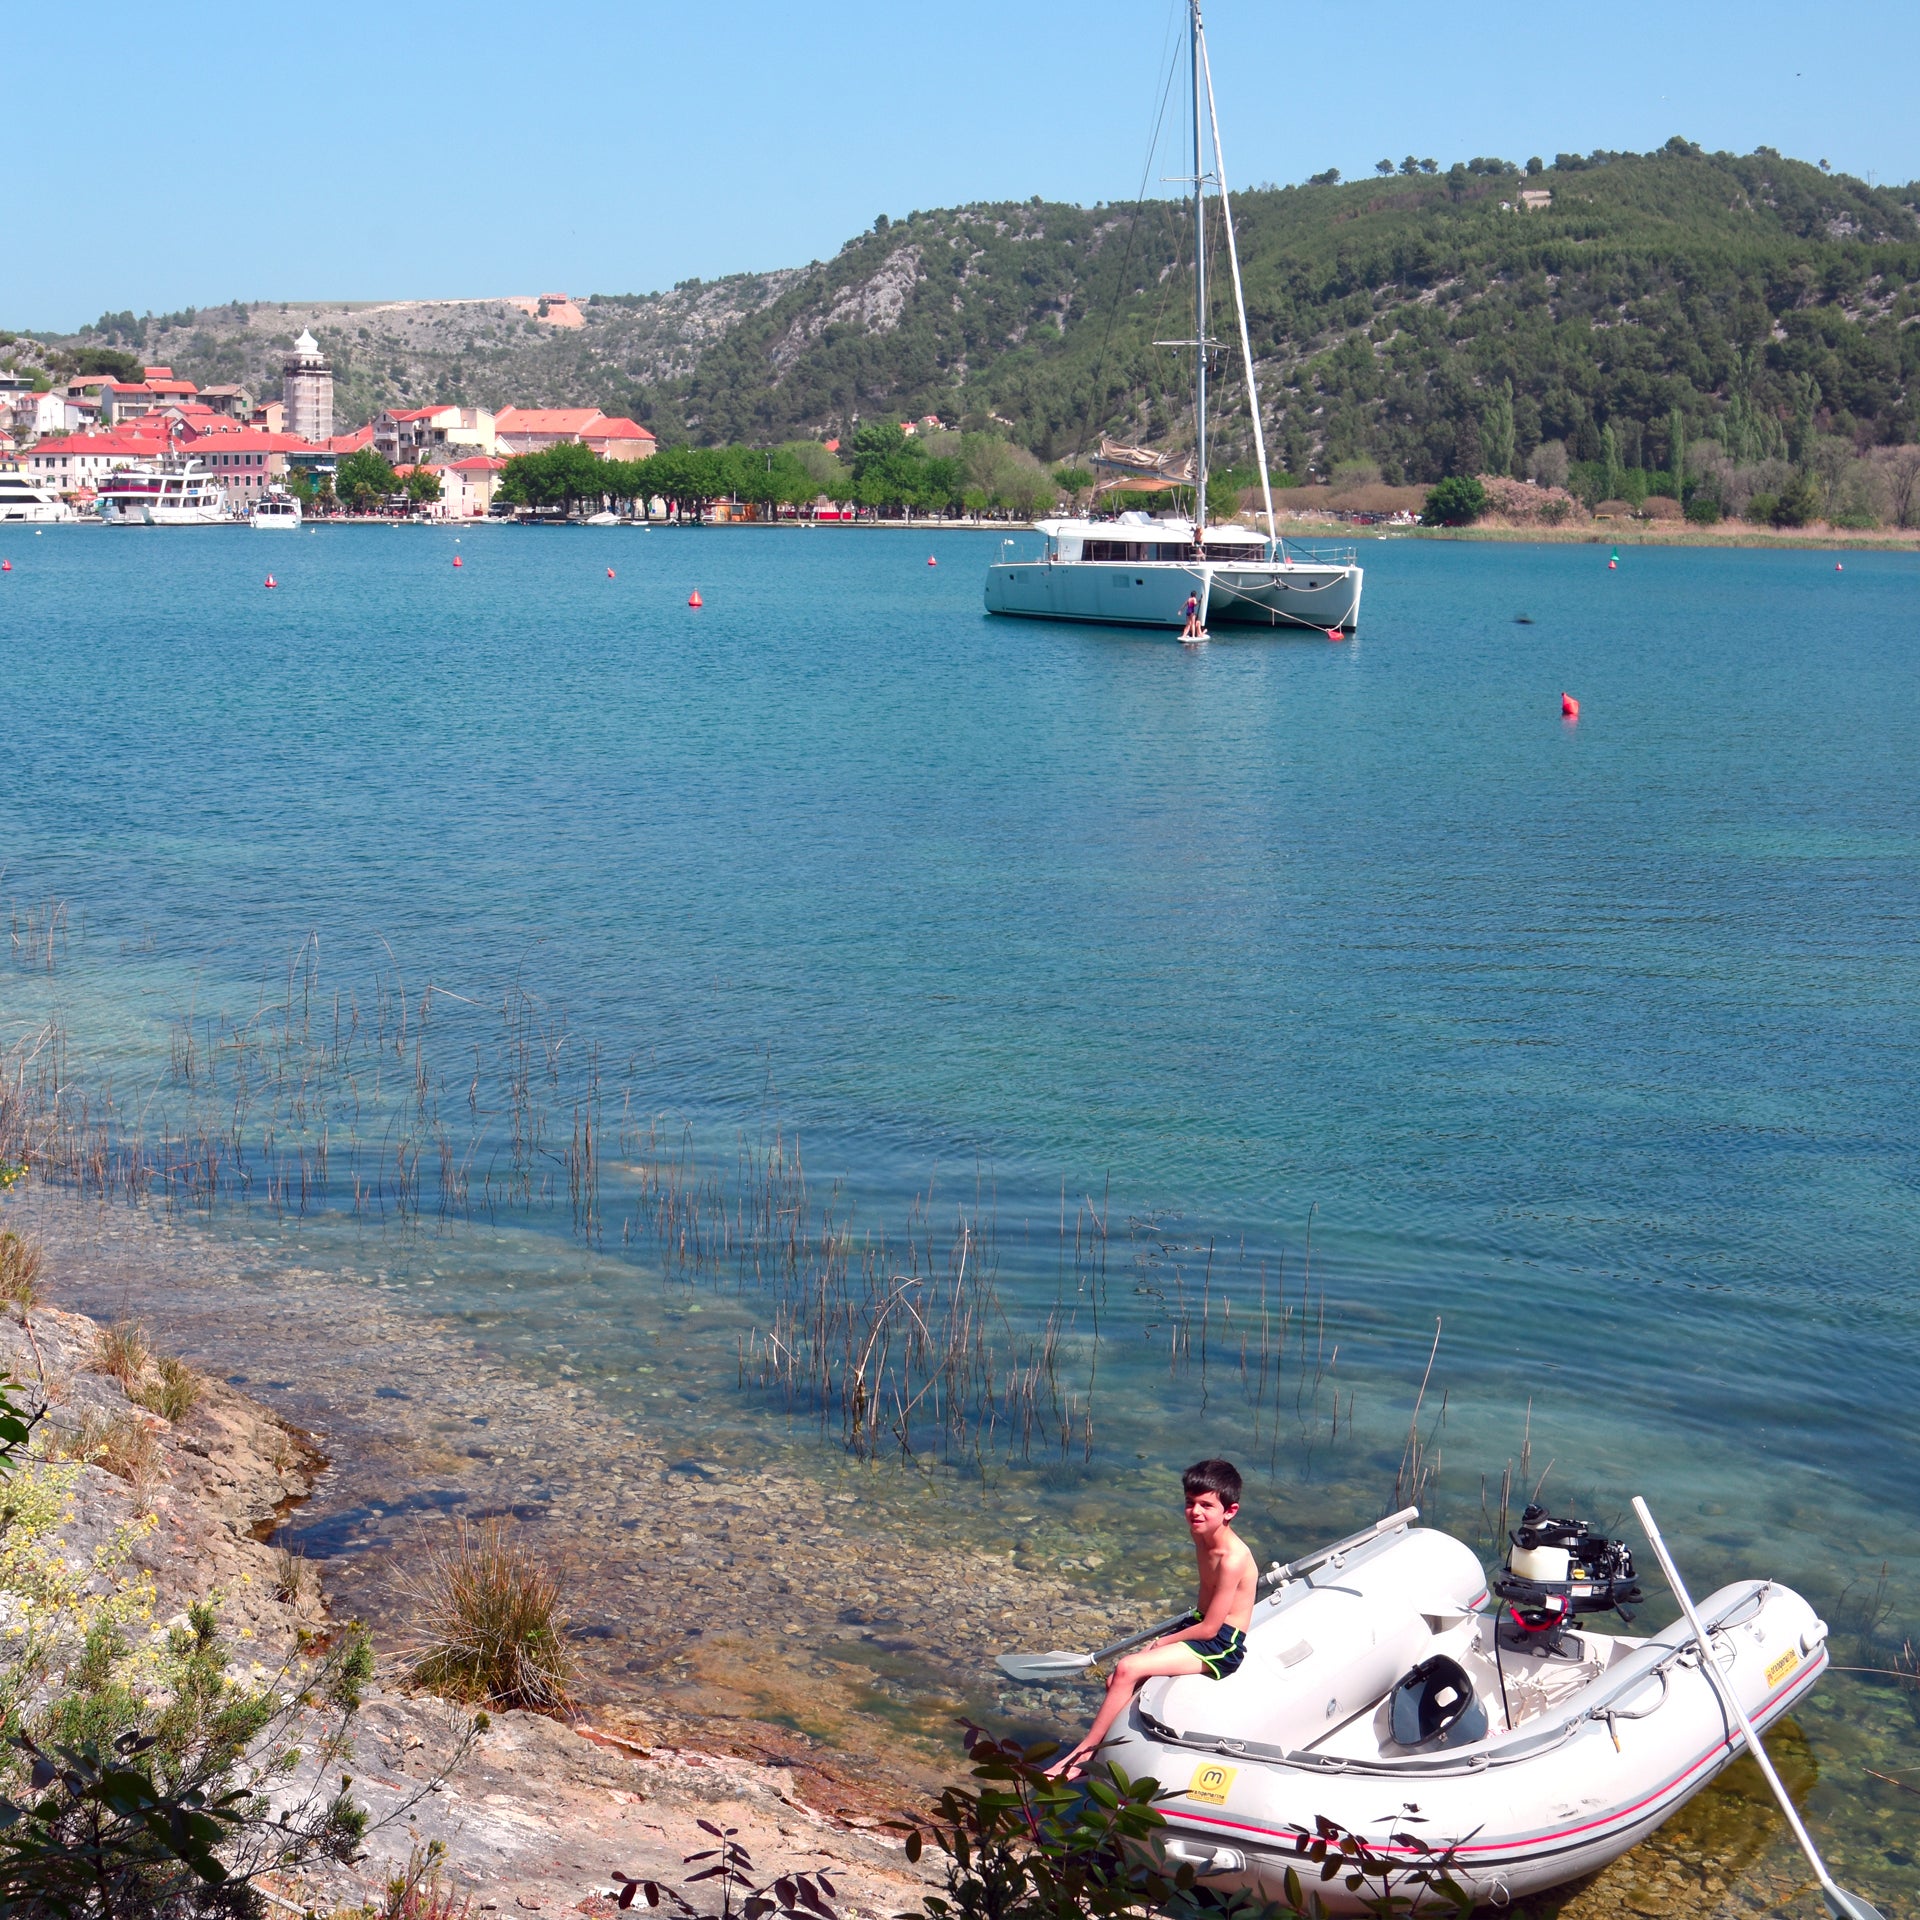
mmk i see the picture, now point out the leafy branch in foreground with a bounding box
[613,1819,839,1920]
[884,1725,1471,1920]
[1277,1815,1472,1920]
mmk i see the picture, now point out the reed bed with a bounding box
[0,914,1355,1479]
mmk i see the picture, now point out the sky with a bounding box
[10,0,1919,334]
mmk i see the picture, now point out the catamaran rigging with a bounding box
[984,0,1363,635]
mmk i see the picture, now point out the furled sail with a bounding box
[1092,437,1195,489]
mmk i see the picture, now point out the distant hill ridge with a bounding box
[23,141,1920,482]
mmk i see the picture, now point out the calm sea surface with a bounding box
[2,522,1917,1888]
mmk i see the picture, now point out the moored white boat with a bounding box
[986,514,1363,631]
[0,469,75,523]
[251,487,302,530]
[97,458,227,525]
[1085,1510,1828,1913]
[985,1,1362,638]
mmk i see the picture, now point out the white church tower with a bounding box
[283,329,334,444]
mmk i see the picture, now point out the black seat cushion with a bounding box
[1390,1654,1489,1751]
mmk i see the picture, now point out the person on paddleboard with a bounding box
[1182,591,1203,640]
[1046,1458,1257,1780]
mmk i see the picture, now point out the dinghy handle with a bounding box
[1263,1506,1420,1595]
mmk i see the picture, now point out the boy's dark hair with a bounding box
[1182,1458,1242,1507]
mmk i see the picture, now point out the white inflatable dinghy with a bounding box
[1045,1507,1829,1913]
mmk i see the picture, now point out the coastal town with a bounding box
[1,323,676,522]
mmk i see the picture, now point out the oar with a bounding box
[1632,1497,1883,1920]
[995,1505,1420,1685]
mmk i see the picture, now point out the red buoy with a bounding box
[1561,692,1579,719]
[264,575,277,589]
[927,555,937,567]
[1836,562,1844,572]
[689,590,703,607]
[1,559,11,572]
[452,555,463,567]
[607,567,616,579]
[1325,626,1344,642]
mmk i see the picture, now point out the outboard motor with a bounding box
[1389,1655,1488,1751]
[1494,1504,1642,1655]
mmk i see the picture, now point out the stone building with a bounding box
[282,330,334,445]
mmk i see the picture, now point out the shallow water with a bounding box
[2,522,1917,1904]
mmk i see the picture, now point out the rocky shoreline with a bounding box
[0,1284,941,1916]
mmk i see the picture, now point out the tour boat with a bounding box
[984,1,1363,637]
[96,459,228,525]
[251,487,302,530]
[0,469,75,523]
[1005,1506,1830,1913]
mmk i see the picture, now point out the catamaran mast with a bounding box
[1190,0,1208,545]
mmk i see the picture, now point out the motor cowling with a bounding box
[1494,1505,1642,1652]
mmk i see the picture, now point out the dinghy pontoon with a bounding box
[1007,1505,1830,1914]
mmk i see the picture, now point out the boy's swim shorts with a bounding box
[1183,1618,1248,1680]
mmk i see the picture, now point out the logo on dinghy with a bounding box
[1185,1763,1238,1806]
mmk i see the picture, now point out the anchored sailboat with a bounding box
[984,0,1364,636]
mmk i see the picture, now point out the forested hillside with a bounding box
[667,141,1920,487]
[24,141,1920,493]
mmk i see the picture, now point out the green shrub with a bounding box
[0,1376,395,1915]
[1685,494,1722,525]
[1421,476,1487,525]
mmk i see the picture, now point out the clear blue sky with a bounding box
[11,0,1917,334]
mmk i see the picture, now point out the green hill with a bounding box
[23,140,1920,490]
[665,141,1920,484]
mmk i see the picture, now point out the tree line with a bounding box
[493,420,1064,519]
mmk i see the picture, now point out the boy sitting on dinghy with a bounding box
[1046,1458,1257,1780]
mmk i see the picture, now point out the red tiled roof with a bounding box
[585,417,654,442]
[326,426,375,453]
[448,455,507,471]
[30,431,170,458]
[382,407,443,422]
[494,407,606,433]
[180,428,320,452]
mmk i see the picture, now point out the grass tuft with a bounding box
[273,1547,310,1606]
[0,1231,43,1312]
[52,1411,164,1486]
[132,1353,202,1424]
[93,1322,150,1393]
[404,1522,574,1714]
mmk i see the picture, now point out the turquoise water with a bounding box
[3,523,1919,1846]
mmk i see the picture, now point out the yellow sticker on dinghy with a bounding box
[1187,1763,1238,1806]
[1765,1648,1800,1688]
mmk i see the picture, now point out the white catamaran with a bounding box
[985,1,1363,638]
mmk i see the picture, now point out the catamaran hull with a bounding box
[1095,1529,1827,1914]
[984,560,1362,632]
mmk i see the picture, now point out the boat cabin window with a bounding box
[1081,539,1202,563]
